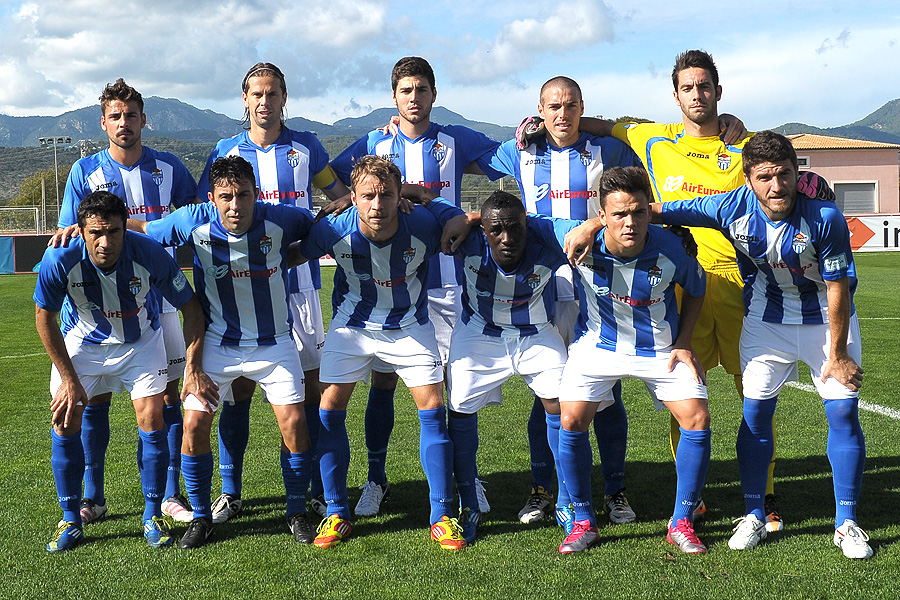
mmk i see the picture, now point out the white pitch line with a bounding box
[857,317,900,320]
[785,381,900,420]
[0,352,45,360]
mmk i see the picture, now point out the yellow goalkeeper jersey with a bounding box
[612,121,750,272]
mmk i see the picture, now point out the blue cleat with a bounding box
[144,516,175,548]
[555,504,576,535]
[459,507,482,544]
[46,520,84,553]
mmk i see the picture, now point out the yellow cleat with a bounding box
[430,515,466,551]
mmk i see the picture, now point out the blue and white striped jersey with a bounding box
[34,231,192,345]
[299,205,447,331]
[481,134,642,219]
[452,217,567,338]
[198,128,333,294]
[144,202,313,346]
[331,122,499,290]
[660,187,856,324]
[529,215,707,356]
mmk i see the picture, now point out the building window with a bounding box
[834,182,877,215]
[797,155,810,168]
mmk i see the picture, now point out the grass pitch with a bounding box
[1,256,898,600]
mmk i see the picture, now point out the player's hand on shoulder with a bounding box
[516,116,545,150]
[668,347,707,386]
[381,115,401,136]
[48,224,80,248]
[441,213,478,254]
[315,194,352,222]
[797,171,836,202]
[563,218,603,265]
[718,113,747,145]
[666,225,698,258]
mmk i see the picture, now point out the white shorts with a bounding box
[51,327,168,401]
[552,299,580,347]
[182,339,305,413]
[320,320,443,389]
[447,324,566,414]
[288,289,325,371]
[740,316,862,400]
[427,286,462,363]
[560,336,707,410]
[159,311,187,381]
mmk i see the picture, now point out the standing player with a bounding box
[36,191,208,551]
[293,156,465,550]
[196,63,351,522]
[477,76,642,525]
[655,131,871,559]
[136,156,317,548]
[329,56,498,517]
[58,79,198,525]
[550,167,711,554]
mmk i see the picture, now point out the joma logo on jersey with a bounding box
[380,153,401,160]
[792,232,809,254]
[579,150,592,166]
[525,158,547,166]
[259,236,273,255]
[432,142,446,162]
[468,264,491,278]
[128,277,142,295]
[151,168,164,185]
[402,247,416,263]
[647,265,662,287]
[717,153,731,170]
[286,148,301,168]
[95,181,118,191]
[734,233,760,242]
[71,281,97,288]
[341,253,366,259]
[686,152,709,160]
[198,239,226,246]
[525,274,541,289]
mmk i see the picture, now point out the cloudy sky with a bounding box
[1,1,898,131]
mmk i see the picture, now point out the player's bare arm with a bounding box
[563,217,603,265]
[179,295,219,413]
[126,218,149,234]
[441,212,480,254]
[821,277,864,391]
[35,305,87,429]
[668,290,706,385]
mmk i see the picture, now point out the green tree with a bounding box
[12,165,70,208]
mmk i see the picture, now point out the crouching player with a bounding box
[549,166,711,554]
[36,190,208,551]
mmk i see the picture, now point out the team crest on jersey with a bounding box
[402,247,417,263]
[432,142,446,162]
[792,232,809,254]
[526,274,541,289]
[579,150,592,166]
[151,168,164,186]
[717,153,731,170]
[647,265,662,287]
[259,236,273,255]
[286,149,301,168]
[128,277,142,296]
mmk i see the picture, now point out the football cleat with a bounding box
[833,519,873,559]
[475,478,491,513]
[46,520,84,553]
[559,519,599,554]
[667,518,707,554]
[144,515,175,548]
[162,493,194,524]
[308,494,327,519]
[430,515,466,551]
[355,481,389,517]
[692,497,708,521]
[604,490,636,524]
[518,485,553,523]
[459,507,482,544]
[210,493,242,524]
[314,514,352,549]
[80,498,107,524]
[178,517,213,549]
[555,504,576,535]
[287,512,316,544]
[764,494,784,533]
[728,514,767,550]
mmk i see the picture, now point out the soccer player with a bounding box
[329,56,498,517]
[196,63,351,523]
[549,167,710,554]
[477,76,643,526]
[655,131,871,559]
[293,156,465,550]
[136,156,317,548]
[36,190,207,551]
[57,79,198,524]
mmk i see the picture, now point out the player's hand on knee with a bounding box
[182,370,220,413]
[668,348,707,386]
[822,356,864,391]
[50,380,87,429]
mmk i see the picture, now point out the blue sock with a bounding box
[138,428,168,521]
[51,429,85,524]
[419,407,455,524]
[736,397,777,520]
[318,409,351,519]
[281,449,313,517]
[182,452,214,520]
[163,400,183,498]
[448,413,479,511]
[81,402,110,505]
[592,381,627,495]
[527,396,554,491]
[557,428,595,525]
[823,399,866,527]
[364,385,395,485]
[217,399,251,497]
[304,402,323,498]
[672,427,711,523]
[545,412,570,508]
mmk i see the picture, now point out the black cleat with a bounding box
[178,517,213,549]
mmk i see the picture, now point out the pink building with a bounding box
[787,133,900,214]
